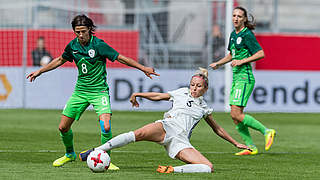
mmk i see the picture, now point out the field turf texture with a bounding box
[0,109,319,179]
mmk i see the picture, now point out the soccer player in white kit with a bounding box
[79,68,250,173]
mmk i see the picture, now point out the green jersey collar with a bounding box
[235,27,247,34]
[241,27,247,33]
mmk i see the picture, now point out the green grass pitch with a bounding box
[0,109,319,179]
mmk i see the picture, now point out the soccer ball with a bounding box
[86,149,110,172]
[40,55,51,66]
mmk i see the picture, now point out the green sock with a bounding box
[242,114,267,135]
[236,122,254,146]
[60,129,74,155]
[101,131,112,155]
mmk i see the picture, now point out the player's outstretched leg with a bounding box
[265,129,276,151]
[80,131,135,170]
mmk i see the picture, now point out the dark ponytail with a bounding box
[234,6,256,30]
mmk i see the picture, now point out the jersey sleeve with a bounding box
[97,41,119,62]
[61,43,74,62]
[168,88,188,101]
[201,100,214,117]
[244,31,262,55]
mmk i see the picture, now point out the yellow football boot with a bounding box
[265,129,276,151]
[235,145,258,156]
[53,154,76,167]
[108,162,120,170]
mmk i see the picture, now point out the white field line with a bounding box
[0,150,316,154]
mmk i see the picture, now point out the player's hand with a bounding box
[235,143,252,151]
[231,59,245,67]
[143,67,160,79]
[26,70,42,82]
[209,62,220,70]
[130,94,140,107]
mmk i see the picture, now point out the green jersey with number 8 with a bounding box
[62,36,119,92]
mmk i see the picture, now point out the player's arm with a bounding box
[116,54,160,79]
[204,114,250,150]
[26,56,68,82]
[209,53,233,70]
[130,92,170,107]
[231,50,264,67]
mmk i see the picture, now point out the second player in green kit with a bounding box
[210,7,276,155]
[27,14,159,169]
[228,25,261,107]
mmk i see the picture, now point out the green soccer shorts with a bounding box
[229,82,255,107]
[62,91,112,121]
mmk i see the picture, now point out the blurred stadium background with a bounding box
[1,0,320,112]
[0,1,319,179]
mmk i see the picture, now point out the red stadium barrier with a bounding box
[0,30,24,66]
[1,30,319,71]
[0,29,139,68]
[256,34,320,71]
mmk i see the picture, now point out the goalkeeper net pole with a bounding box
[224,0,233,112]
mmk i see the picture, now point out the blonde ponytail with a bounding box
[198,67,208,78]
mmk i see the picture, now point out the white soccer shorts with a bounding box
[155,118,194,159]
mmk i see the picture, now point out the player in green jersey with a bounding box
[209,7,276,155]
[27,14,159,168]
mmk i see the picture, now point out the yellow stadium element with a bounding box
[0,74,12,101]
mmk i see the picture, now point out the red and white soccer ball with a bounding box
[86,149,110,172]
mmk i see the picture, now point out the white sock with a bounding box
[173,164,212,173]
[96,131,135,151]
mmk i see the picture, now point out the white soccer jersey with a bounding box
[164,87,213,138]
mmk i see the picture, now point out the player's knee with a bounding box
[230,111,241,122]
[207,162,214,172]
[103,125,111,132]
[99,120,111,133]
[58,126,69,133]
[202,162,214,173]
[133,129,145,141]
[232,119,239,125]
